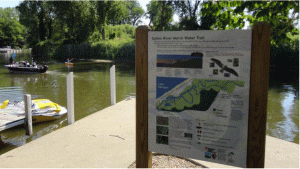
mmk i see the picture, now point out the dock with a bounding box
[0,98,298,168]
[0,112,24,132]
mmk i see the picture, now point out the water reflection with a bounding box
[0,86,24,102]
[281,86,297,135]
[267,75,299,144]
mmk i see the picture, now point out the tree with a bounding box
[146,0,174,31]
[52,1,95,44]
[174,0,201,30]
[96,0,131,40]
[199,1,299,45]
[107,1,129,25]
[124,0,145,26]
[234,1,299,45]
[0,7,27,48]
[17,1,54,47]
[96,1,109,40]
[199,1,246,30]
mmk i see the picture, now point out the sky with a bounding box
[0,0,21,8]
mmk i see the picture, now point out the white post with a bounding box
[24,94,33,136]
[110,65,116,105]
[67,72,75,124]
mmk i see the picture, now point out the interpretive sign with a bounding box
[148,30,252,167]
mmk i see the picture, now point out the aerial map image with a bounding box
[156,77,245,112]
[157,52,204,69]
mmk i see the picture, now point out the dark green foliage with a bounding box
[174,0,201,30]
[53,40,135,62]
[50,24,136,61]
[146,0,174,31]
[33,39,54,62]
[124,0,145,26]
[51,1,96,44]
[105,24,136,40]
[0,7,27,48]
[17,1,53,47]
[28,23,136,62]
[233,1,299,45]
[54,43,92,61]
[270,41,299,71]
[115,41,135,61]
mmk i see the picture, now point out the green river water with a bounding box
[0,63,298,155]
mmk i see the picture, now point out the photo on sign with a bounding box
[157,52,203,69]
[184,133,193,139]
[156,126,169,135]
[156,135,169,145]
[208,57,240,78]
[156,116,169,126]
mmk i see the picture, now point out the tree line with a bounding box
[0,0,298,69]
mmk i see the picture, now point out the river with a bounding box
[0,63,298,155]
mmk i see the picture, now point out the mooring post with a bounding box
[24,94,33,136]
[136,25,152,168]
[67,72,75,125]
[110,65,116,105]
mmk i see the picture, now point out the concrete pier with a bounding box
[0,98,298,168]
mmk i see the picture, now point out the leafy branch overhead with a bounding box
[146,0,298,46]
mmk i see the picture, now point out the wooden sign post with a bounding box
[136,22,270,168]
[135,25,152,168]
[247,22,271,168]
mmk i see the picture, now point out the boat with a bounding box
[65,58,73,66]
[4,61,48,73]
[65,62,73,66]
[0,99,67,123]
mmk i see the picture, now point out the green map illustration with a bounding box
[156,79,244,112]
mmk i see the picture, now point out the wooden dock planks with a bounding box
[0,113,24,132]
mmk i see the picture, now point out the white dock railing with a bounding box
[24,94,33,136]
[110,65,116,105]
[66,72,75,125]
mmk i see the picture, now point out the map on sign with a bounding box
[156,78,245,112]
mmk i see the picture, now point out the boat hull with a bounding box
[5,65,48,73]
[32,114,66,123]
[0,99,67,131]
[65,62,73,66]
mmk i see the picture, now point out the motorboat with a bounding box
[4,61,48,73]
[0,99,67,123]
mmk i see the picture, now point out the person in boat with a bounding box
[9,56,14,64]
[20,61,26,67]
[32,61,37,68]
[66,58,73,63]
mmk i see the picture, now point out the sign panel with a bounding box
[148,30,252,167]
